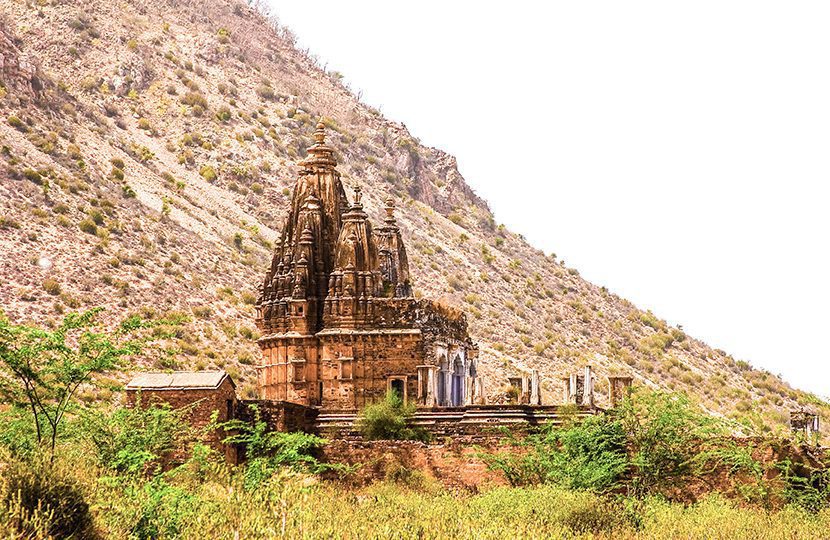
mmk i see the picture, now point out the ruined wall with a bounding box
[319,439,514,491]
[125,379,237,462]
[237,399,318,433]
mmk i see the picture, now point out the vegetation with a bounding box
[479,389,788,502]
[0,308,827,538]
[0,309,179,460]
[358,391,428,441]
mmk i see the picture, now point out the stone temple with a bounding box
[254,122,483,411]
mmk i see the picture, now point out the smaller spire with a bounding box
[353,185,363,206]
[384,198,397,225]
[314,118,326,145]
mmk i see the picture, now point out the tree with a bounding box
[0,308,179,460]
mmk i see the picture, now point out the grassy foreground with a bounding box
[2,450,829,540]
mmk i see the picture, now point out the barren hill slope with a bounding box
[0,0,825,433]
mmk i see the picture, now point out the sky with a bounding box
[267,1,830,398]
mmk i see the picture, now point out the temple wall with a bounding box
[318,332,424,409]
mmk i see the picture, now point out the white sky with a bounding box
[268,1,830,398]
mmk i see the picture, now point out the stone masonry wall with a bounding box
[125,378,237,463]
[319,439,516,491]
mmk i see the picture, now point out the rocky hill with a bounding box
[0,0,825,433]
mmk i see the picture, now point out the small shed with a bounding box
[125,370,237,462]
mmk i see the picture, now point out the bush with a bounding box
[359,391,427,441]
[221,405,331,489]
[483,414,628,491]
[42,278,61,296]
[78,218,97,235]
[199,165,217,182]
[181,92,207,109]
[1,460,96,539]
[618,390,720,495]
[215,106,231,122]
[7,116,27,132]
[256,84,275,100]
[83,402,193,475]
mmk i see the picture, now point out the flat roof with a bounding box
[125,370,233,391]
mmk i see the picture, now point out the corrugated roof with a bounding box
[125,370,232,390]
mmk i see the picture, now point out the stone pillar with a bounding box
[608,375,633,407]
[464,376,474,406]
[561,378,571,403]
[426,367,436,407]
[474,377,486,405]
[582,365,594,407]
[569,374,580,404]
[530,369,541,406]
[520,375,530,405]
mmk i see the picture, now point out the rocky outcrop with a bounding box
[0,26,45,101]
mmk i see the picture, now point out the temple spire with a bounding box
[384,198,397,227]
[352,185,363,208]
[300,119,336,172]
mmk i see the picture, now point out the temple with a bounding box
[254,122,482,410]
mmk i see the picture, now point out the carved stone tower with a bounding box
[255,122,480,410]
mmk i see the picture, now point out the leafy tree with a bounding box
[617,390,721,495]
[221,405,331,489]
[83,399,194,475]
[0,308,179,460]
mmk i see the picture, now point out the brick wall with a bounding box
[125,378,237,463]
[319,439,518,490]
[236,399,318,433]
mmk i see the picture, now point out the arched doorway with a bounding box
[437,355,448,406]
[451,356,464,406]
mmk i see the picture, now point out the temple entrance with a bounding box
[437,371,446,405]
[437,354,448,406]
[390,378,405,401]
[451,356,464,406]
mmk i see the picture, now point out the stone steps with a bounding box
[314,405,600,439]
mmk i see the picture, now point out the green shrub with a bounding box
[619,390,720,495]
[181,92,207,109]
[7,115,27,132]
[215,106,231,122]
[221,405,331,489]
[199,165,217,182]
[482,414,627,491]
[358,391,427,441]
[2,459,96,539]
[83,402,193,474]
[78,218,97,235]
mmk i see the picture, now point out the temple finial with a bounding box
[353,185,363,206]
[384,198,396,223]
[314,118,326,145]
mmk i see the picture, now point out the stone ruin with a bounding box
[254,122,482,410]
[791,409,820,439]
[561,366,633,408]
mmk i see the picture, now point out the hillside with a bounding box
[0,0,825,433]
